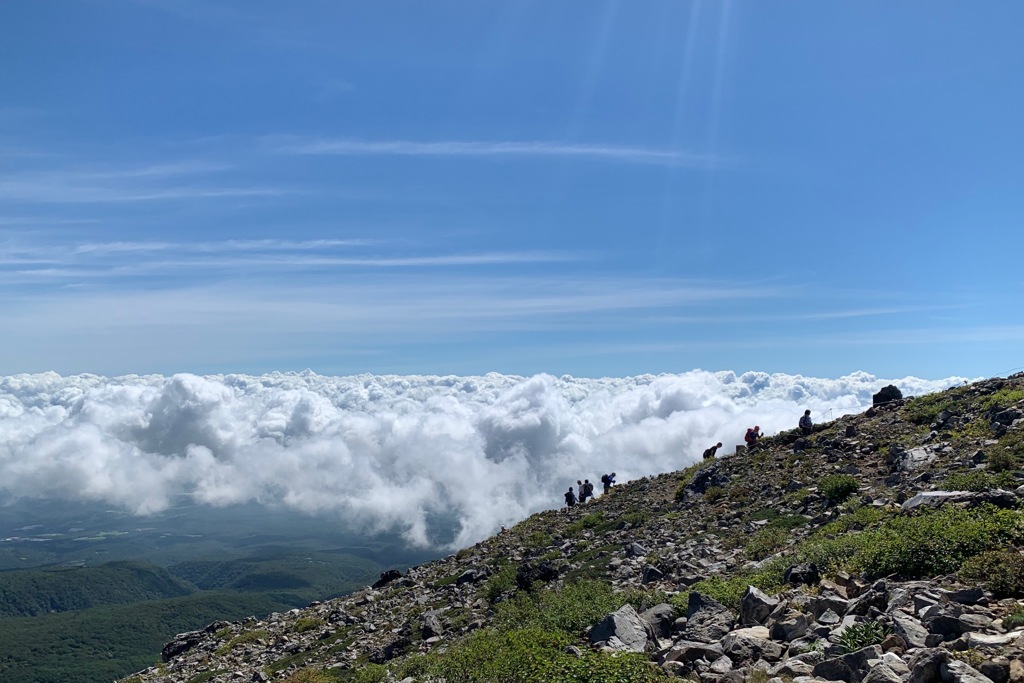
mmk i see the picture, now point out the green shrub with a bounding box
[904,393,960,426]
[795,534,873,575]
[1004,607,1024,630]
[216,629,269,655]
[745,527,789,561]
[959,550,1024,598]
[678,558,788,611]
[524,531,553,548]
[495,580,622,636]
[816,504,888,536]
[567,512,605,534]
[819,475,859,504]
[393,627,662,683]
[977,388,1024,412]
[281,670,334,683]
[292,617,324,633]
[943,470,1016,492]
[703,486,725,502]
[481,563,517,603]
[989,449,1017,473]
[857,506,1024,580]
[835,621,891,654]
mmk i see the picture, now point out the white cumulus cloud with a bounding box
[0,369,966,548]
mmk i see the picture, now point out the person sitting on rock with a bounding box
[564,486,577,508]
[744,426,762,449]
[799,410,813,435]
[702,442,723,460]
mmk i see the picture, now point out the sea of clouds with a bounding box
[0,370,966,548]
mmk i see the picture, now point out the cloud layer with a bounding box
[0,370,965,548]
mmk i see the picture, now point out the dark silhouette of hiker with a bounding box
[581,479,594,502]
[564,487,577,508]
[744,426,762,449]
[600,472,616,494]
[703,442,723,460]
[799,410,813,435]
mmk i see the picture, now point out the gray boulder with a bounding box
[659,639,724,664]
[811,645,882,683]
[942,659,996,683]
[908,647,948,683]
[721,626,785,663]
[682,592,735,643]
[863,663,904,683]
[589,604,652,653]
[740,585,780,626]
[768,610,809,642]
[639,603,675,639]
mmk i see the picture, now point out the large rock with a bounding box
[684,464,731,496]
[902,490,973,510]
[659,640,724,664]
[162,630,206,663]
[863,663,905,683]
[682,592,735,643]
[740,585,780,626]
[873,385,903,405]
[720,626,785,663]
[372,569,403,589]
[514,561,559,590]
[589,604,652,653]
[640,603,676,639]
[908,647,948,683]
[368,636,411,664]
[785,563,821,586]
[768,610,809,642]
[811,645,882,683]
[942,660,997,683]
[892,613,929,649]
[421,610,445,640]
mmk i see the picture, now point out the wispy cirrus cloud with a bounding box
[273,137,720,167]
[0,236,578,284]
[0,161,288,204]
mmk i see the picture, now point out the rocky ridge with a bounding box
[121,374,1024,683]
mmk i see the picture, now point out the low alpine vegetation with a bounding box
[818,474,859,504]
[835,621,891,654]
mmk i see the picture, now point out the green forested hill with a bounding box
[0,551,387,683]
[0,560,195,617]
[0,591,290,683]
[168,551,383,601]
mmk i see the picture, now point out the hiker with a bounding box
[582,479,594,502]
[600,472,616,494]
[703,442,723,460]
[799,410,813,435]
[564,486,577,508]
[577,479,588,504]
[744,426,762,449]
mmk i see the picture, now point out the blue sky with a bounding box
[1,1,1022,379]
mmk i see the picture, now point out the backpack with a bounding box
[600,474,610,485]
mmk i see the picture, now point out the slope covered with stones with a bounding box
[121,373,1024,683]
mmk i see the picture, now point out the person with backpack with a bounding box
[702,442,723,460]
[581,479,594,502]
[744,426,762,449]
[600,472,616,494]
[799,410,813,435]
[564,486,577,508]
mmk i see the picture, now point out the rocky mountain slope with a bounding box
[120,374,1024,683]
